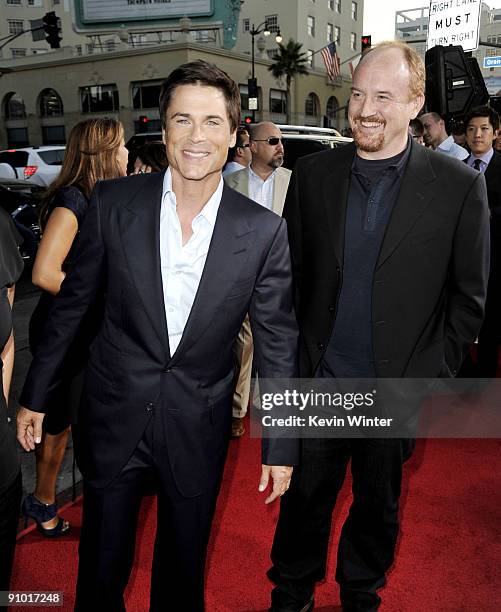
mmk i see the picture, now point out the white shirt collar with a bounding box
[162,167,223,227]
[469,148,494,168]
[248,165,276,183]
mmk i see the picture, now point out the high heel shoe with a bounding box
[22,494,70,537]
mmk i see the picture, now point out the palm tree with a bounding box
[268,38,309,124]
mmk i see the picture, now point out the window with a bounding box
[270,89,287,115]
[28,0,43,5]
[11,48,27,58]
[335,0,341,13]
[334,26,340,45]
[105,39,118,52]
[328,0,334,9]
[8,20,24,35]
[130,34,146,46]
[132,81,162,110]
[239,84,248,111]
[326,96,339,122]
[327,23,334,43]
[305,93,319,117]
[76,45,82,56]
[351,1,358,20]
[243,18,250,32]
[307,49,314,68]
[52,0,61,4]
[350,32,357,51]
[39,88,63,117]
[86,43,94,54]
[265,15,278,33]
[6,0,21,5]
[7,128,28,148]
[307,16,315,37]
[4,92,26,119]
[81,84,119,113]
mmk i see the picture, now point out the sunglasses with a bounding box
[237,143,251,148]
[252,137,284,145]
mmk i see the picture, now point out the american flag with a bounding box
[321,42,341,80]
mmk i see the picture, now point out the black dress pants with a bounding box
[0,471,22,594]
[269,438,409,611]
[74,418,221,612]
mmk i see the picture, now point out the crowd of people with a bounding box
[0,38,497,611]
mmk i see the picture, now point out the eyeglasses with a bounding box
[251,137,284,145]
[237,143,250,148]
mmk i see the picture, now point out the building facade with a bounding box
[0,40,354,149]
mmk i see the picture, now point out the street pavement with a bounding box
[10,274,81,509]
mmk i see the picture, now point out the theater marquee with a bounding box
[76,0,213,25]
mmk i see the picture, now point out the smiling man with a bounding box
[268,41,490,611]
[16,60,298,611]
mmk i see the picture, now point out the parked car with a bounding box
[0,146,65,187]
[126,125,352,173]
[0,176,43,268]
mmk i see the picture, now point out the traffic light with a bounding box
[138,115,149,133]
[247,78,258,100]
[243,116,253,125]
[361,35,371,53]
[42,11,62,49]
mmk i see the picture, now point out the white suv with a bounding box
[0,146,65,187]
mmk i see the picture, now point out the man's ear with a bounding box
[229,129,237,148]
[411,94,425,119]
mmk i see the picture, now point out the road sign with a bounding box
[248,98,258,111]
[427,0,482,52]
[484,56,501,69]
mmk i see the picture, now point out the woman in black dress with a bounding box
[23,118,128,536]
[0,207,24,589]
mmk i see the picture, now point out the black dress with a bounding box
[28,186,93,433]
[0,206,23,590]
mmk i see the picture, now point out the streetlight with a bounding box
[248,20,282,121]
[250,21,282,80]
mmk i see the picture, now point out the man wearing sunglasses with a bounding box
[225,122,292,437]
[223,127,252,177]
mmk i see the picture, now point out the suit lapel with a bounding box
[168,185,254,364]
[323,143,355,265]
[118,171,170,358]
[272,168,288,215]
[376,141,436,269]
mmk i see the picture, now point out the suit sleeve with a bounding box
[444,172,490,375]
[19,182,106,412]
[249,217,300,466]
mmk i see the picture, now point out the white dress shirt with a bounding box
[436,135,469,161]
[466,148,494,173]
[248,166,276,210]
[160,168,223,354]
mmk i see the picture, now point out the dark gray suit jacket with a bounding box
[284,140,490,379]
[20,171,299,496]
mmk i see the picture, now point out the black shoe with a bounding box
[22,494,70,537]
[269,596,314,612]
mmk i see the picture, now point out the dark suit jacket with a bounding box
[20,171,299,496]
[283,140,490,378]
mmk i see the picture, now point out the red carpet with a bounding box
[11,431,501,611]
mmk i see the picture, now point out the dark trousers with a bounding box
[0,471,22,593]
[269,438,410,612]
[74,419,221,612]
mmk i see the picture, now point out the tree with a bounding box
[268,38,309,124]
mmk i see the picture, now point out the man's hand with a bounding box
[17,407,45,451]
[259,465,293,504]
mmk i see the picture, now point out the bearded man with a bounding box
[267,41,490,612]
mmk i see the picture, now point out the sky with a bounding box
[363,0,501,44]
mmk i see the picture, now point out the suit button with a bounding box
[146,403,154,412]
[317,342,325,350]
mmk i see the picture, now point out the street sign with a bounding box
[248,98,258,111]
[30,19,46,42]
[427,0,482,52]
[484,56,501,69]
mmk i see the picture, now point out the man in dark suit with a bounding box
[268,42,489,611]
[464,105,501,377]
[17,60,298,611]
